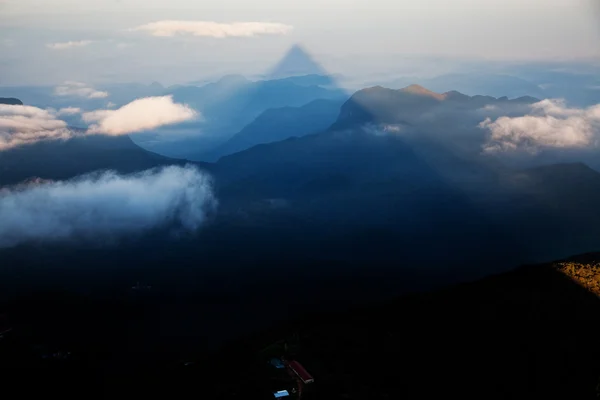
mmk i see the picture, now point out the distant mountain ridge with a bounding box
[387,73,547,100]
[166,76,347,132]
[6,87,600,369]
[332,84,540,129]
[0,98,23,105]
[203,98,346,161]
[157,74,348,159]
[0,134,190,187]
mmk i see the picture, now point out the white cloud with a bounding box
[47,40,93,50]
[54,81,109,99]
[480,99,600,153]
[530,99,581,117]
[0,97,197,150]
[116,42,134,49]
[106,102,117,109]
[131,20,293,38]
[57,107,82,116]
[363,123,410,137]
[0,104,73,150]
[84,96,198,135]
[0,165,216,248]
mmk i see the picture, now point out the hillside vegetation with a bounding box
[556,261,600,296]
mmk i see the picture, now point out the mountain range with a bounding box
[332,84,538,129]
[4,83,600,400]
[135,75,348,159]
[202,98,345,161]
[1,82,596,273]
[0,131,194,187]
[387,73,546,99]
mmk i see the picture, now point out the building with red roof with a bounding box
[287,360,314,384]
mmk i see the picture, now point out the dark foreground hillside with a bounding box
[3,253,600,399]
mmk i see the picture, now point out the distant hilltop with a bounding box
[0,98,23,105]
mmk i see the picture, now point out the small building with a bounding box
[287,360,314,384]
[270,358,285,369]
[273,390,290,398]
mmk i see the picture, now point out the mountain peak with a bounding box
[442,90,471,101]
[400,84,445,100]
[268,44,328,79]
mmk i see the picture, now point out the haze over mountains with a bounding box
[2,0,600,395]
[2,43,600,390]
[3,68,600,273]
[203,98,344,161]
[267,44,329,79]
[156,73,347,158]
[0,134,182,187]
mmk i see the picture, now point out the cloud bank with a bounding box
[47,40,92,50]
[83,96,198,135]
[0,97,197,150]
[132,20,293,38]
[480,99,600,153]
[54,81,109,99]
[0,104,72,150]
[0,165,216,248]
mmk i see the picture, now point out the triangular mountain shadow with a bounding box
[268,44,329,79]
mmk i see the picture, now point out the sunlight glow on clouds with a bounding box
[0,97,198,150]
[481,99,600,153]
[131,20,293,38]
[83,96,198,135]
[0,104,71,150]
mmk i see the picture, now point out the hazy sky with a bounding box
[1,0,599,85]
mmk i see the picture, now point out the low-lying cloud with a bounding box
[362,123,413,137]
[0,104,71,150]
[131,20,293,38]
[480,99,600,153]
[83,96,198,135]
[0,97,197,150]
[0,165,216,248]
[57,107,82,116]
[47,40,92,50]
[54,81,109,99]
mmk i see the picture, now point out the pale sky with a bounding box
[1,0,599,85]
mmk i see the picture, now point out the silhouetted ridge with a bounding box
[0,98,23,105]
[0,134,191,187]
[331,85,541,129]
[206,98,345,160]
